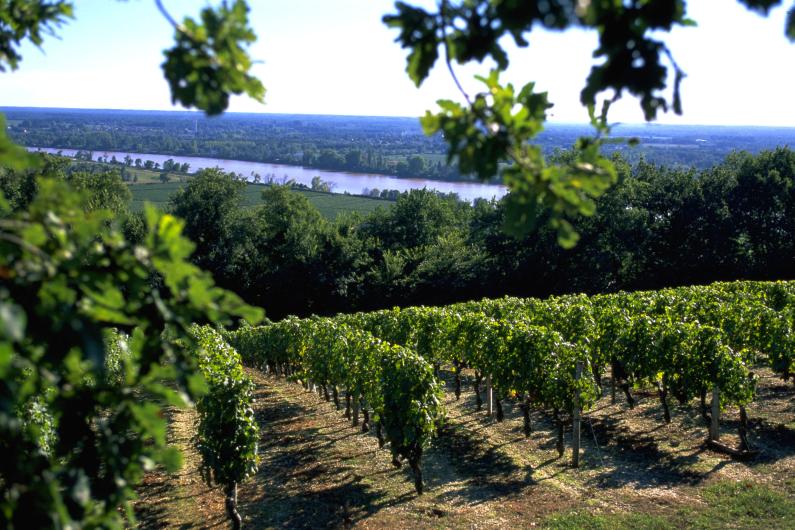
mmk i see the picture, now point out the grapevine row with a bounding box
[191,326,259,529]
[331,280,793,457]
[214,279,791,498]
[226,319,444,494]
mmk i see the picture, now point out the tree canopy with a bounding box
[384,0,795,245]
[2,1,795,242]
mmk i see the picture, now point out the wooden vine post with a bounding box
[572,361,583,468]
[486,374,494,417]
[710,385,720,442]
[225,483,241,530]
[610,370,616,404]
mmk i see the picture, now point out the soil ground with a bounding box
[135,366,795,529]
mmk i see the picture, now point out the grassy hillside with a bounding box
[129,181,394,219]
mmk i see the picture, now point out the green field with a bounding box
[129,181,394,219]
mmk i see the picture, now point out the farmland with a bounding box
[5,1,795,529]
[129,181,394,219]
[135,280,795,529]
[136,367,795,529]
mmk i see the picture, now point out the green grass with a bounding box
[124,167,170,184]
[129,181,393,219]
[543,480,795,530]
[692,480,795,529]
[543,511,672,530]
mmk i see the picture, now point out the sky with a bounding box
[3,0,795,126]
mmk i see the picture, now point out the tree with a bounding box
[67,169,132,215]
[318,149,345,169]
[384,0,795,246]
[0,152,68,211]
[345,149,363,170]
[223,186,332,317]
[311,175,331,192]
[362,188,466,250]
[407,155,425,176]
[169,168,245,274]
[725,148,795,277]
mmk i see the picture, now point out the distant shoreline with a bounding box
[28,147,509,202]
[5,106,795,129]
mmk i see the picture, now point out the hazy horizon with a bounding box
[5,105,795,130]
[3,1,795,127]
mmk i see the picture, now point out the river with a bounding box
[29,147,508,202]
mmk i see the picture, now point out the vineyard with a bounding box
[5,3,795,528]
[133,279,794,527]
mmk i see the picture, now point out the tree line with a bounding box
[9,109,792,185]
[9,109,469,181]
[70,150,191,173]
[156,147,795,319]
[2,146,793,322]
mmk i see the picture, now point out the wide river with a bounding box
[30,147,508,202]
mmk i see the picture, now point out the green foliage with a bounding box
[191,325,258,521]
[0,178,261,528]
[161,0,265,115]
[344,280,795,421]
[0,114,39,169]
[169,168,246,272]
[383,2,439,87]
[0,0,73,72]
[67,170,132,215]
[422,70,550,181]
[381,345,444,469]
[104,328,130,387]
[386,0,794,245]
[420,69,617,246]
[788,6,795,41]
[3,0,265,119]
[385,0,700,121]
[0,153,136,216]
[227,318,444,495]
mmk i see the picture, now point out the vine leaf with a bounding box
[162,0,265,115]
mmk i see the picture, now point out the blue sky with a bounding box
[3,0,795,126]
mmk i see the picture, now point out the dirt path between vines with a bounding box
[235,369,574,529]
[134,404,227,529]
[137,366,795,529]
[236,367,795,529]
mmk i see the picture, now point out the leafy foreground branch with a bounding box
[0,178,261,528]
[385,0,795,246]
